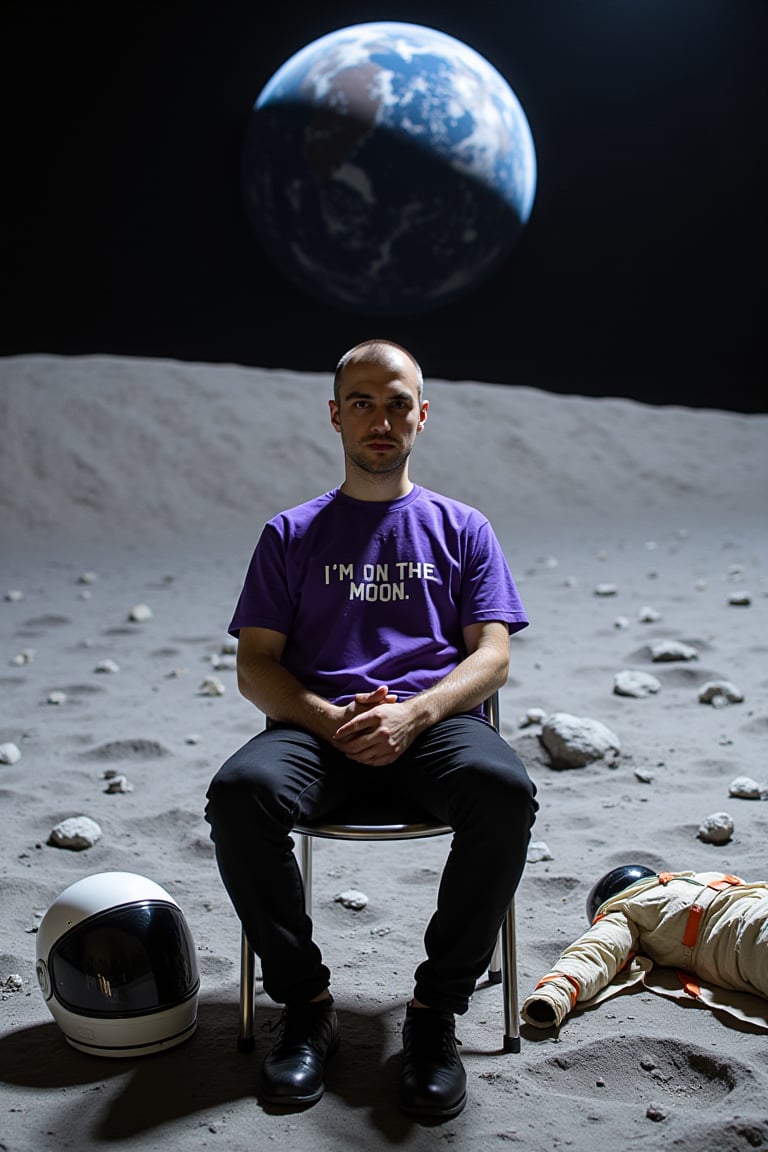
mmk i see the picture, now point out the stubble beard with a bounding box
[345,440,414,477]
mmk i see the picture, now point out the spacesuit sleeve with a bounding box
[521,912,638,1028]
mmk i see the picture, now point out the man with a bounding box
[205,338,537,1119]
[521,864,768,1030]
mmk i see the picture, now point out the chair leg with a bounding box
[238,925,256,1051]
[488,930,503,984]
[300,833,313,915]
[501,897,520,1053]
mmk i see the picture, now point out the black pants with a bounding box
[204,715,537,1015]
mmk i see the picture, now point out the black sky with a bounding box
[2,0,766,411]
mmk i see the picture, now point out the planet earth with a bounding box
[241,21,537,316]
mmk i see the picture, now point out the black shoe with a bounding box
[260,997,339,1107]
[399,1005,467,1120]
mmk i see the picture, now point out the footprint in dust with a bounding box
[21,614,72,628]
[689,756,741,780]
[663,1114,768,1152]
[80,738,171,761]
[16,614,72,638]
[523,1034,759,1113]
[526,874,582,898]
[49,683,107,701]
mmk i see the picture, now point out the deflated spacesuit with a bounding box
[522,864,768,1029]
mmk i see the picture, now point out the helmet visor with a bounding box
[49,901,199,1016]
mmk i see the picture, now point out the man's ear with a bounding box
[417,398,429,432]
[329,399,341,432]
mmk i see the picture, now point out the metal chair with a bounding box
[238,690,521,1053]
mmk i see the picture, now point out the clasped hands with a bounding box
[331,684,417,766]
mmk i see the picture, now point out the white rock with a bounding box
[104,774,134,794]
[698,680,744,705]
[210,653,237,670]
[638,606,661,623]
[10,649,35,666]
[594,583,618,597]
[47,690,67,705]
[729,776,764,800]
[128,603,153,622]
[634,768,655,783]
[48,816,103,850]
[2,974,23,993]
[4,589,24,602]
[697,812,734,845]
[614,670,661,698]
[334,889,368,910]
[540,713,621,769]
[185,733,201,745]
[519,707,547,728]
[728,590,751,606]
[199,675,226,696]
[0,743,21,765]
[527,841,553,863]
[613,616,630,630]
[78,572,98,584]
[650,640,699,662]
[94,658,121,674]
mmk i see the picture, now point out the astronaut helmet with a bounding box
[35,871,199,1058]
[586,864,657,923]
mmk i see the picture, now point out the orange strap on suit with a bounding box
[681,875,743,949]
[535,972,581,1008]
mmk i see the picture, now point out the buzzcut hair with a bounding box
[333,338,424,401]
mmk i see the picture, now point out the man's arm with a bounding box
[331,619,511,766]
[235,626,394,742]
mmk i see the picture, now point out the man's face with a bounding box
[329,354,428,478]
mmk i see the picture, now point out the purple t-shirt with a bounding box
[229,485,528,707]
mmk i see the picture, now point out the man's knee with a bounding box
[207,730,329,839]
[205,739,282,830]
[204,767,244,840]
[466,746,537,828]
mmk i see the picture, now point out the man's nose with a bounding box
[370,408,391,432]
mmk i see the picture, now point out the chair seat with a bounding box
[294,804,451,841]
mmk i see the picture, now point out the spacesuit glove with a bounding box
[521,974,576,1029]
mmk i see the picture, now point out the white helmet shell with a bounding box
[36,871,199,1058]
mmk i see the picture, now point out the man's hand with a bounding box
[332,689,417,765]
[348,685,398,712]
